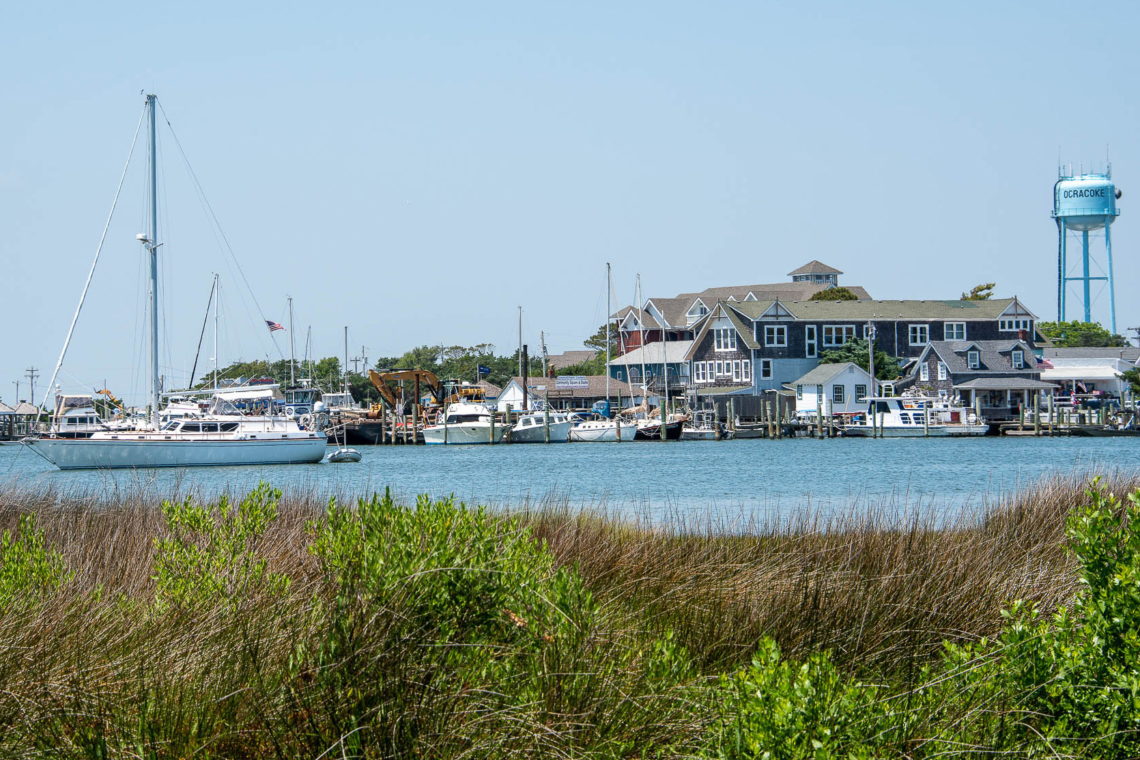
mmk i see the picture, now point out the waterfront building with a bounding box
[901,339,1054,420]
[496,375,613,412]
[1040,346,1140,397]
[791,363,876,417]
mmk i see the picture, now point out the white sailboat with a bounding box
[25,94,327,470]
[570,262,635,442]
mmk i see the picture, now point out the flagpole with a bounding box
[288,296,296,386]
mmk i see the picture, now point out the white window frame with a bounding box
[1012,350,1025,369]
[944,322,966,341]
[909,324,929,346]
[760,359,772,379]
[920,362,930,382]
[854,383,868,402]
[805,325,817,358]
[713,327,737,351]
[999,318,1032,332]
[732,360,742,382]
[967,350,980,370]
[694,362,705,383]
[822,325,855,347]
[764,325,787,347]
[937,362,947,380]
[833,384,845,404]
[742,359,752,381]
[796,384,803,401]
[880,382,895,397]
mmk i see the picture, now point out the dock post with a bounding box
[443,407,449,444]
[490,409,496,444]
[1018,403,1024,431]
[616,416,623,442]
[1033,393,1041,436]
[815,396,823,439]
[923,400,929,437]
[412,403,420,445]
[1047,393,1054,435]
[974,397,982,429]
[543,406,550,443]
[726,399,734,439]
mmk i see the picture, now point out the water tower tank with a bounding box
[1053,174,1120,231]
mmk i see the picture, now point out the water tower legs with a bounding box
[1105,218,1117,335]
[1058,219,1067,321]
[1082,230,1092,324]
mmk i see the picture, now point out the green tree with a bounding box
[960,282,995,300]
[809,286,858,301]
[817,338,901,380]
[1122,367,1140,394]
[1038,320,1127,347]
[583,322,621,357]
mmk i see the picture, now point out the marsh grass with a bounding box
[0,475,1120,757]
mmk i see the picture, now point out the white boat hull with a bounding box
[23,435,328,470]
[421,423,502,445]
[509,421,573,443]
[569,421,637,442]
[842,424,989,438]
[680,428,719,441]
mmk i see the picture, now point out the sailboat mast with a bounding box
[288,296,296,386]
[213,273,219,391]
[146,94,161,431]
[605,262,611,402]
[343,326,349,396]
[636,274,647,400]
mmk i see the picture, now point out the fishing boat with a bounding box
[508,411,574,442]
[840,397,989,437]
[681,410,726,441]
[569,415,637,442]
[421,400,503,445]
[47,395,110,439]
[24,95,327,469]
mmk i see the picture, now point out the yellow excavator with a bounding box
[95,388,126,416]
[366,370,445,416]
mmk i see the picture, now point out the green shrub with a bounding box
[153,482,289,613]
[0,513,70,607]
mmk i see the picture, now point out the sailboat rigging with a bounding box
[24,94,328,469]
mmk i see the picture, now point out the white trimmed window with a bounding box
[967,350,980,369]
[732,360,742,382]
[881,382,895,397]
[854,383,868,401]
[760,359,772,379]
[920,363,930,381]
[796,384,803,401]
[999,318,1032,332]
[713,327,737,351]
[742,359,752,381]
[937,362,947,380]
[909,324,929,346]
[1012,350,1025,369]
[944,322,966,341]
[764,325,787,347]
[823,325,856,347]
[833,384,845,404]
[694,362,706,383]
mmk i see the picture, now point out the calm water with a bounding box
[2,437,1138,525]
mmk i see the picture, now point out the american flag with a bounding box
[265,320,285,332]
[1036,355,1054,369]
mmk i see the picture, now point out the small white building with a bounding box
[495,375,613,413]
[1040,347,1140,397]
[791,363,875,417]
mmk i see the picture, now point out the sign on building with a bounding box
[555,376,589,389]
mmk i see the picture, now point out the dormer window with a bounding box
[1012,350,1025,369]
[967,350,980,370]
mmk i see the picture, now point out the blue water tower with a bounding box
[1053,167,1122,332]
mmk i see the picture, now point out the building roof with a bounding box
[693,384,754,396]
[788,260,843,276]
[925,339,1034,375]
[547,350,597,370]
[475,380,502,398]
[0,401,13,414]
[1043,346,1140,362]
[504,375,613,399]
[1040,366,1124,382]
[11,402,38,415]
[732,297,1029,322]
[791,362,869,387]
[953,378,1058,390]
[607,340,693,366]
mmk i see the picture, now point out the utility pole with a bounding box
[25,367,39,408]
[865,323,876,394]
[517,306,523,379]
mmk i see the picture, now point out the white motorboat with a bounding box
[841,396,989,437]
[422,401,504,445]
[48,395,110,439]
[25,95,327,469]
[680,410,725,441]
[509,411,573,443]
[569,417,637,442]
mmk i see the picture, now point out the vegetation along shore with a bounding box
[1,476,1138,757]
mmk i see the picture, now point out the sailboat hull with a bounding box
[24,436,328,470]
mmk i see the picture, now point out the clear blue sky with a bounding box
[2,1,1137,406]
